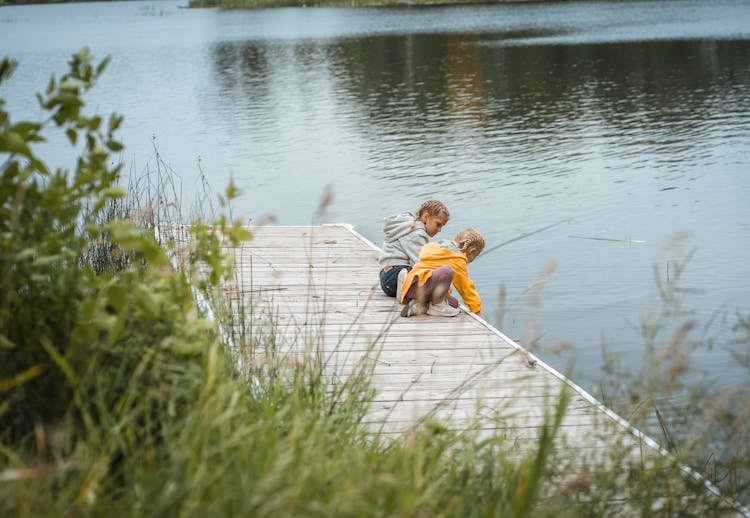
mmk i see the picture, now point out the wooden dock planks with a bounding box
[217,224,666,463]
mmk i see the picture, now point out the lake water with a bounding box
[2,0,749,393]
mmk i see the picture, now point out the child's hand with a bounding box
[446,295,459,308]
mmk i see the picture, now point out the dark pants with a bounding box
[379,265,411,297]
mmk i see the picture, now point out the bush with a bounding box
[0,48,246,509]
[1,49,130,439]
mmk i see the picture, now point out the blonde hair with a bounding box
[410,200,449,230]
[454,228,485,255]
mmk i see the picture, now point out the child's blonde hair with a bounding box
[410,200,449,230]
[454,228,485,255]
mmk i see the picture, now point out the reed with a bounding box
[591,232,750,506]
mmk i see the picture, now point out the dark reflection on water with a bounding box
[208,34,750,191]
[2,0,749,390]
[322,36,750,182]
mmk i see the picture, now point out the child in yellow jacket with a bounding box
[399,228,485,318]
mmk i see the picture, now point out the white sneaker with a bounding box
[400,300,423,318]
[426,300,460,317]
[396,268,407,303]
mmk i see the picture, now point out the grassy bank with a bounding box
[1,49,748,515]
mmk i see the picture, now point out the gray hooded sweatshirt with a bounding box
[378,211,430,268]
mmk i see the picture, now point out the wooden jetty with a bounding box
[213,223,740,511]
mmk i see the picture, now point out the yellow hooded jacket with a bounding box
[399,241,482,313]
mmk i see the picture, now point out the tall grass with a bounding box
[589,233,750,507]
[1,49,747,516]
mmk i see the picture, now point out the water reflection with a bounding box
[207,34,750,192]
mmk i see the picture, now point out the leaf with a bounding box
[225,223,253,244]
[105,283,127,312]
[59,78,84,92]
[10,122,42,137]
[108,114,123,133]
[105,220,168,266]
[0,132,32,157]
[87,116,102,131]
[0,365,46,394]
[39,336,77,386]
[14,248,36,262]
[134,284,160,317]
[93,312,118,332]
[102,186,127,199]
[225,180,239,200]
[29,157,50,175]
[106,140,124,152]
[32,254,68,268]
[46,75,56,95]
[95,56,111,76]
[66,128,78,145]
[0,335,17,349]
[0,58,18,83]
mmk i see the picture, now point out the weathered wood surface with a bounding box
[215,224,673,466]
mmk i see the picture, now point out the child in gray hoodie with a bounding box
[378,200,450,298]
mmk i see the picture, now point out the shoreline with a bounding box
[187,0,551,8]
